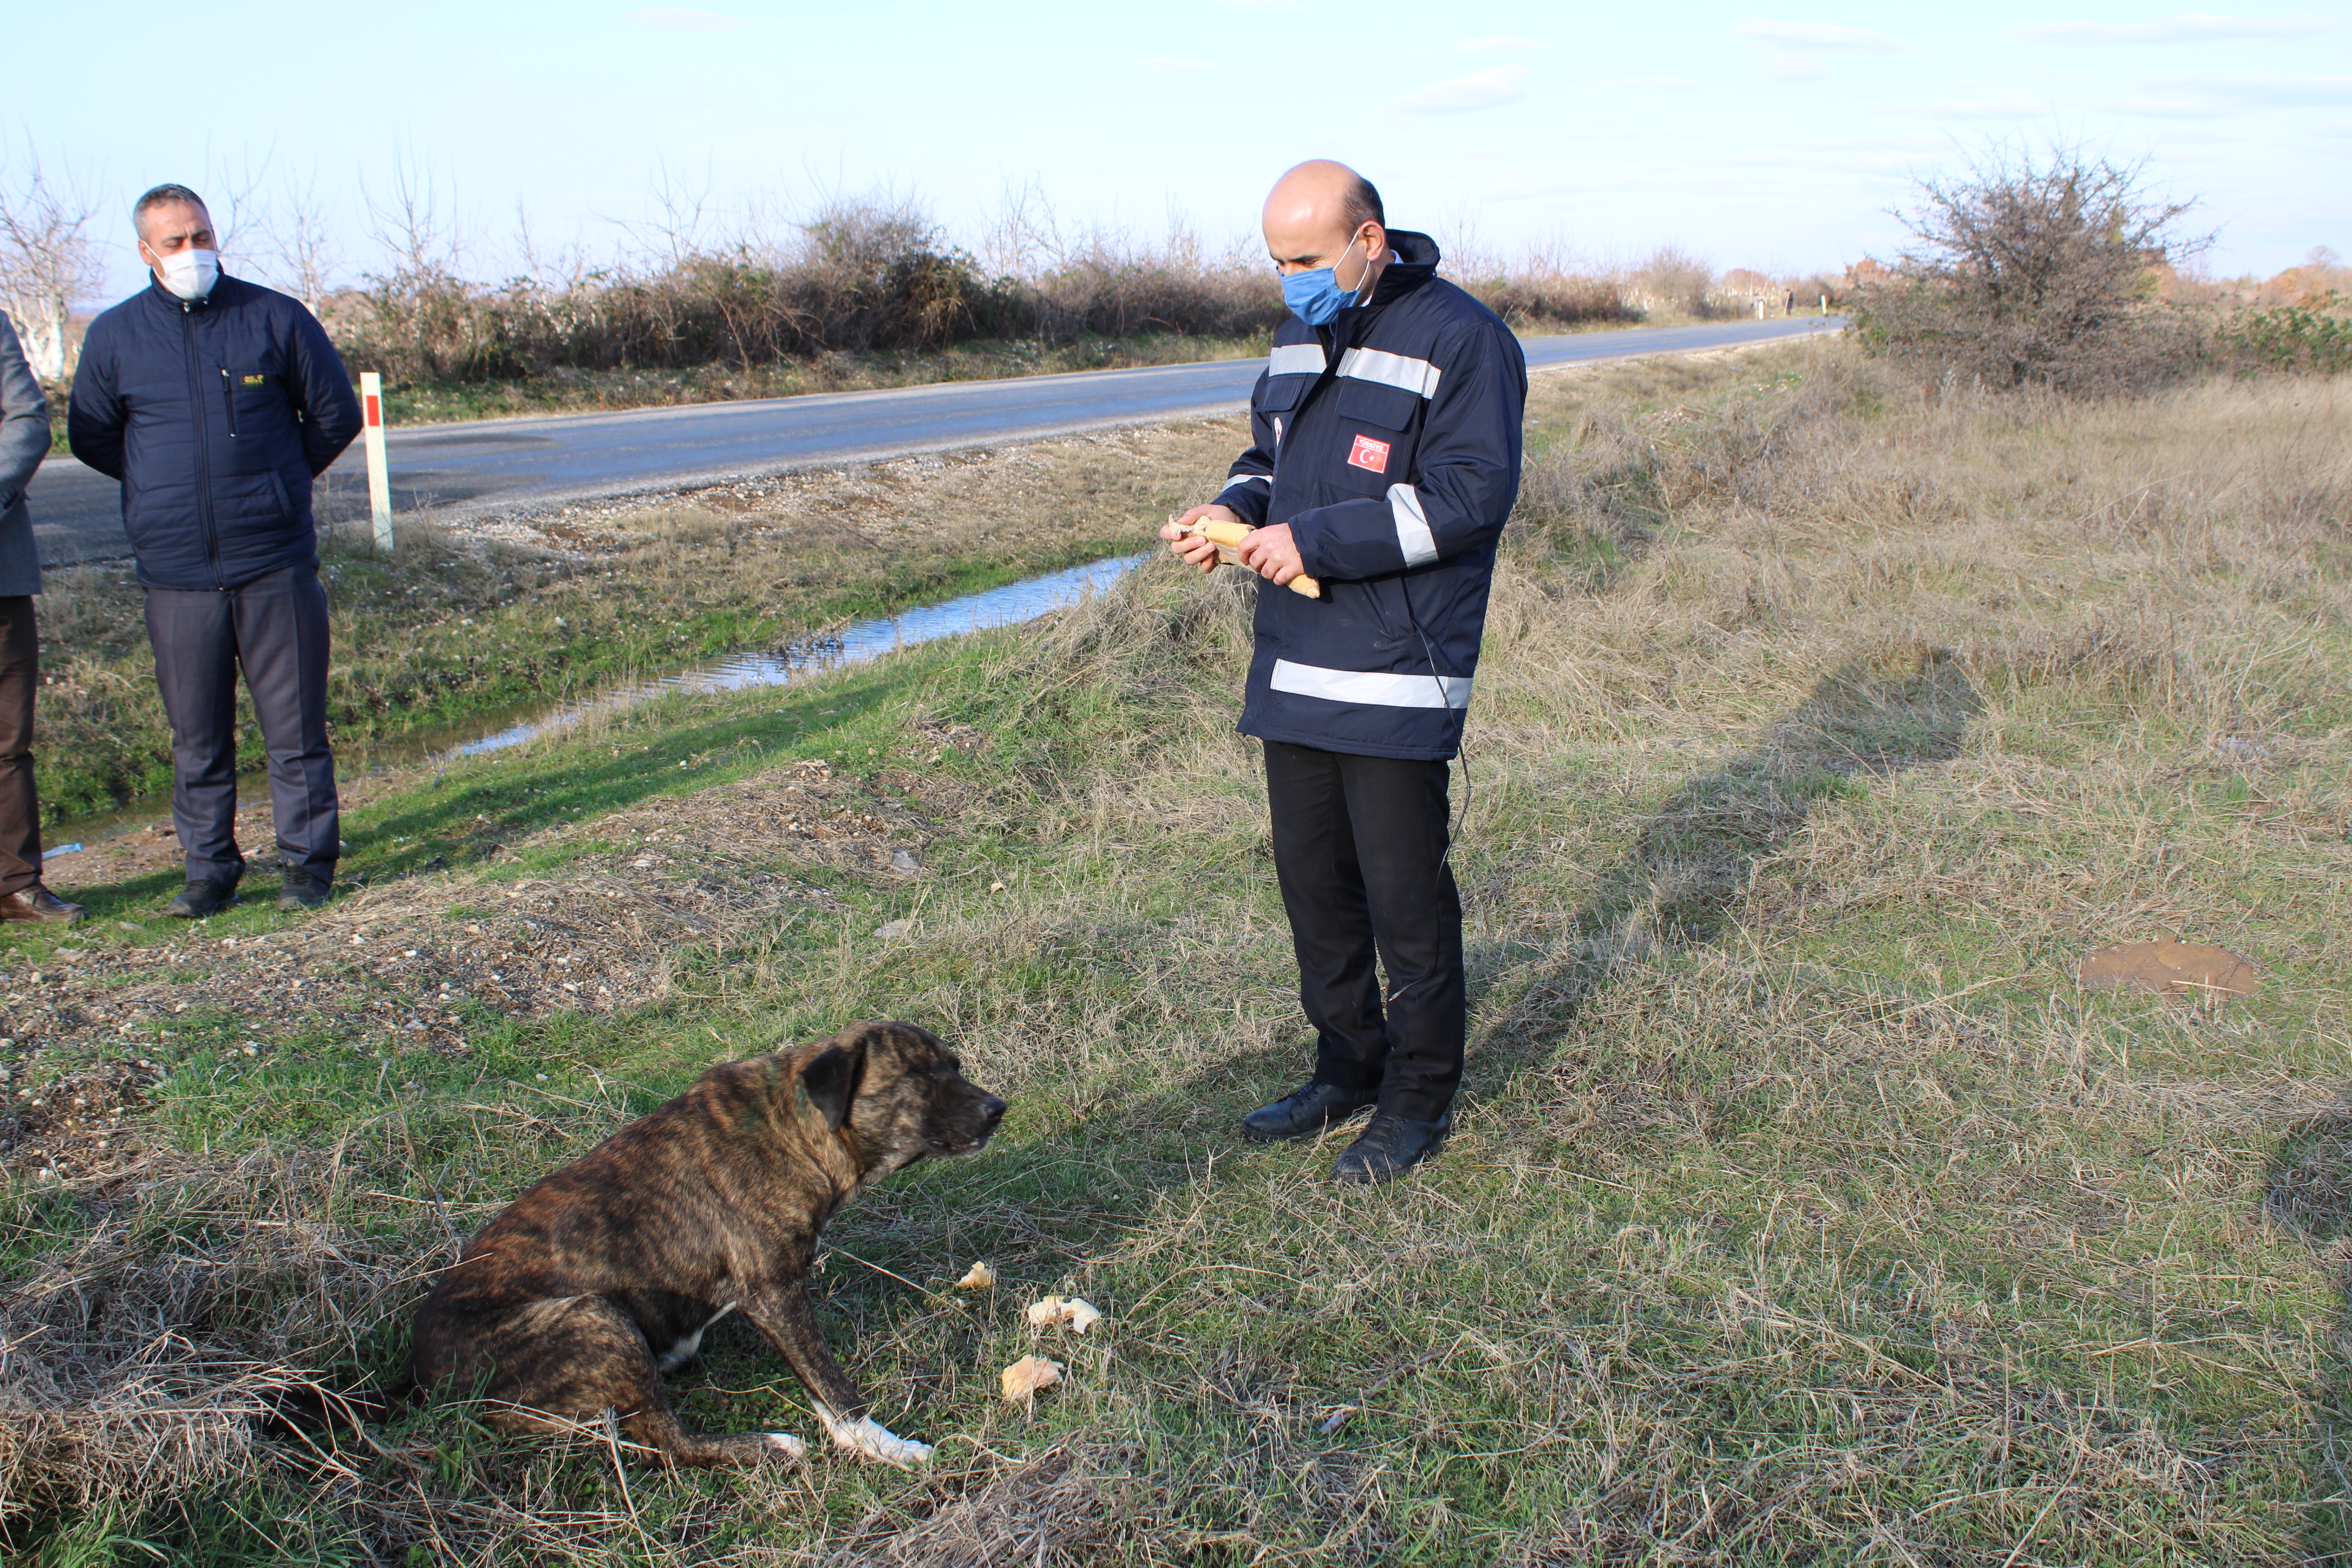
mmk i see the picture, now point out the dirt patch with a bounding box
[1,755,960,1185]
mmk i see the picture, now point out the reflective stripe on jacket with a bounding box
[1212,231,1526,761]
[68,275,362,592]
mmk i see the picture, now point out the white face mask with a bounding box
[155,247,220,301]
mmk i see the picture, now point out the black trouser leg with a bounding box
[1266,740,1388,1095]
[0,596,43,897]
[145,583,246,888]
[1266,740,1465,1121]
[232,565,340,884]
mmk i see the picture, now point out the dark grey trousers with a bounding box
[143,563,339,887]
[1264,739,1465,1122]
[0,596,44,897]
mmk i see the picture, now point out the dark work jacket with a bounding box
[1213,231,1527,762]
[68,274,361,590]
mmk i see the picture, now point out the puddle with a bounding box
[453,551,1146,755]
[51,551,1148,848]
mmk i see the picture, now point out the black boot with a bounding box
[1241,1081,1378,1142]
[278,867,332,912]
[1333,1111,1452,1184]
[164,879,239,919]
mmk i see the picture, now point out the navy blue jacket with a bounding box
[1213,232,1526,761]
[68,273,362,590]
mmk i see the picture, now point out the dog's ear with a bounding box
[801,1038,866,1132]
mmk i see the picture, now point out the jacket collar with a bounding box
[1364,229,1439,307]
[142,270,228,313]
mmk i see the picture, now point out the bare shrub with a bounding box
[1850,143,2207,394]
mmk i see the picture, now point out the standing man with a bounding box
[69,185,361,917]
[0,308,84,925]
[1163,161,1526,1185]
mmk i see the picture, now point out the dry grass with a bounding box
[2,342,2348,1562]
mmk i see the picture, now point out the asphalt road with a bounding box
[25,315,1842,566]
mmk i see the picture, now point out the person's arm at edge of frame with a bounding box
[1160,365,1279,574]
[0,312,50,514]
[64,314,126,480]
[1261,320,1525,584]
[286,302,362,476]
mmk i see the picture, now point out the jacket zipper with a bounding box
[219,367,239,439]
[184,303,224,588]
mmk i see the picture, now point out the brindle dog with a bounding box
[410,1021,1005,1468]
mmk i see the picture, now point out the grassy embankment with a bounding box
[4,342,2350,1564]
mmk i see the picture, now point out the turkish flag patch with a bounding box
[1348,433,1391,473]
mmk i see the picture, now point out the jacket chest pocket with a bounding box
[218,362,282,442]
[1331,379,1423,492]
[1255,374,1312,452]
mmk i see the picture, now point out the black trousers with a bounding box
[1264,739,1464,1122]
[143,563,339,887]
[0,596,44,897]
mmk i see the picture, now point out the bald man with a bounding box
[1161,161,1526,1184]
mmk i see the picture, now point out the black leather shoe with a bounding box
[1333,1112,1452,1185]
[278,867,331,912]
[1241,1081,1378,1142]
[164,880,239,919]
[0,884,86,925]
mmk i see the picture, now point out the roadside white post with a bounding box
[360,371,393,553]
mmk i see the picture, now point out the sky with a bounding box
[9,0,2348,300]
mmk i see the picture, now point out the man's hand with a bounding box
[1236,523,1306,587]
[1162,504,1238,576]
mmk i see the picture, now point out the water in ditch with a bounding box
[46,550,1151,857]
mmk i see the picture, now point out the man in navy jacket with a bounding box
[1163,161,1526,1184]
[69,185,362,917]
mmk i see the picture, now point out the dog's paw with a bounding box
[763,1431,810,1462]
[819,1410,933,1468]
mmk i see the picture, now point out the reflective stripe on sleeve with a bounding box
[1223,473,1270,486]
[1389,483,1438,567]
[1268,343,1328,376]
[1270,659,1473,710]
[1337,347,1443,398]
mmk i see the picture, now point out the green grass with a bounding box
[3,345,2348,1563]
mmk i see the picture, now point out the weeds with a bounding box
[4,343,2347,1562]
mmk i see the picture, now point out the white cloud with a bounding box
[1593,75,1698,89]
[2010,12,2338,44]
[1393,65,1531,113]
[2152,73,2352,106]
[1457,34,1550,51]
[1143,55,1209,70]
[2088,94,2239,117]
[1764,53,1829,82]
[1734,18,1903,50]
[1906,90,2047,118]
[621,7,743,28]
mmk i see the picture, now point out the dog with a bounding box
[409,1020,1005,1468]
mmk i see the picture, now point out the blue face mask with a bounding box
[1281,233,1373,326]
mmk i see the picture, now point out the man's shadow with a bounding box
[1462,653,1982,1096]
[2263,1115,2352,1560]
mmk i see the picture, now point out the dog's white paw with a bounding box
[763,1431,809,1462]
[819,1409,933,1468]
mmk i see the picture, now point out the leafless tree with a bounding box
[1854,142,2207,393]
[258,169,342,316]
[0,151,105,381]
